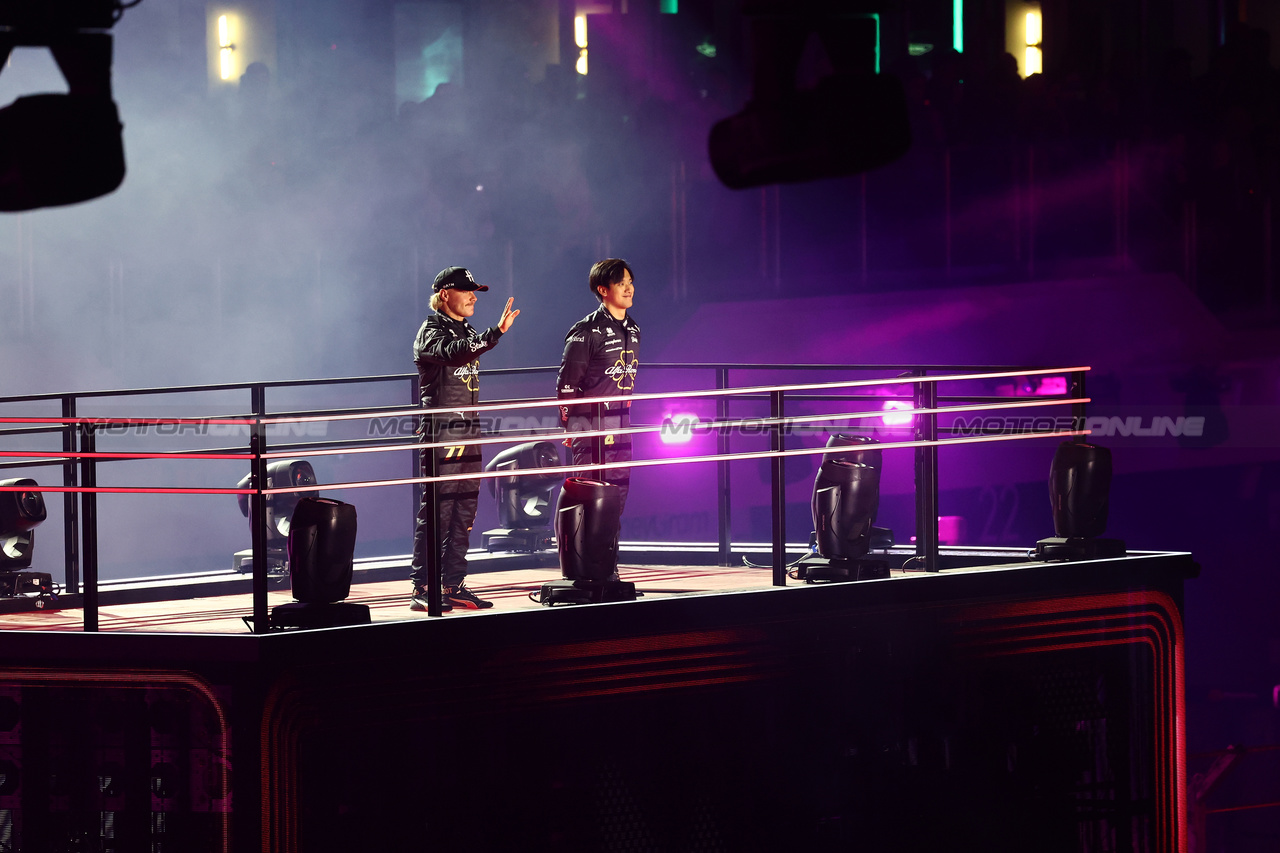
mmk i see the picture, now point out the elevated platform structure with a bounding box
[0,546,1194,852]
[0,362,1198,850]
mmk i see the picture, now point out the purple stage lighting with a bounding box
[659,414,700,445]
[880,400,914,427]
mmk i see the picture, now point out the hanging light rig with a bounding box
[0,0,128,211]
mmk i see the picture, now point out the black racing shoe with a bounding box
[410,586,452,612]
[443,585,493,610]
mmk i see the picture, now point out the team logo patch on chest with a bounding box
[453,362,480,392]
[604,353,638,391]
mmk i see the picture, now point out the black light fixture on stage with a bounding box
[0,478,56,607]
[481,441,563,552]
[539,477,636,605]
[0,1,127,212]
[795,434,892,582]
[1035,441,1126,561]
[263,497,369,630]
[233,459,317,577]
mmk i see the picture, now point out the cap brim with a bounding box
[435,282,489,292]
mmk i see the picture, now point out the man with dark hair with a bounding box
[410,266,519,612]
[556,258,639,512]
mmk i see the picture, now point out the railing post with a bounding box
[716,368,732,567]
[424,412,444,617]
[410,377,422,567]
[250,385,269,634]
[770,389,786,586]
[61,396,80,596]
[913,372,939,573]
[78,423,98,631]
[591,401,605,483]
[1071,370,1088,441]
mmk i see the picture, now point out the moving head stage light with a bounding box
[481,441,563,553]
[234,459,318,578]
[0,0,127,211]
[263,496,369,631]
[539,477,636,605]
[1035,441,1126,561]
[795,434,892,583]
[0,478,56,608]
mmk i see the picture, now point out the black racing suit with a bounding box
[556,305,640,512]
[411,313,503,589]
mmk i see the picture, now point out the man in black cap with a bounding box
[410,266,519,611]
[557,258,639,513]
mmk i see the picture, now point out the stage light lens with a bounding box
[1034,375,1067,395]
[881,400,914,426]
[17,491,41,519]
[659,414,699,444]
[484,441,564,534]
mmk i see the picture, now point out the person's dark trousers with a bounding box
[410,416,482,589]
[568,411,631,514]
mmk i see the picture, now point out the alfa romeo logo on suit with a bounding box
[605,356,638,391]
[454,363,480,392]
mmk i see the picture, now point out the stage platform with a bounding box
[0,546,1197,853]
[0,544,1184,633]
[0,362,1196,850]
[0,557,780,633]
[0,541,1061,632]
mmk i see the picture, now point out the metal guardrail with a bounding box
[0,363,1090,632]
